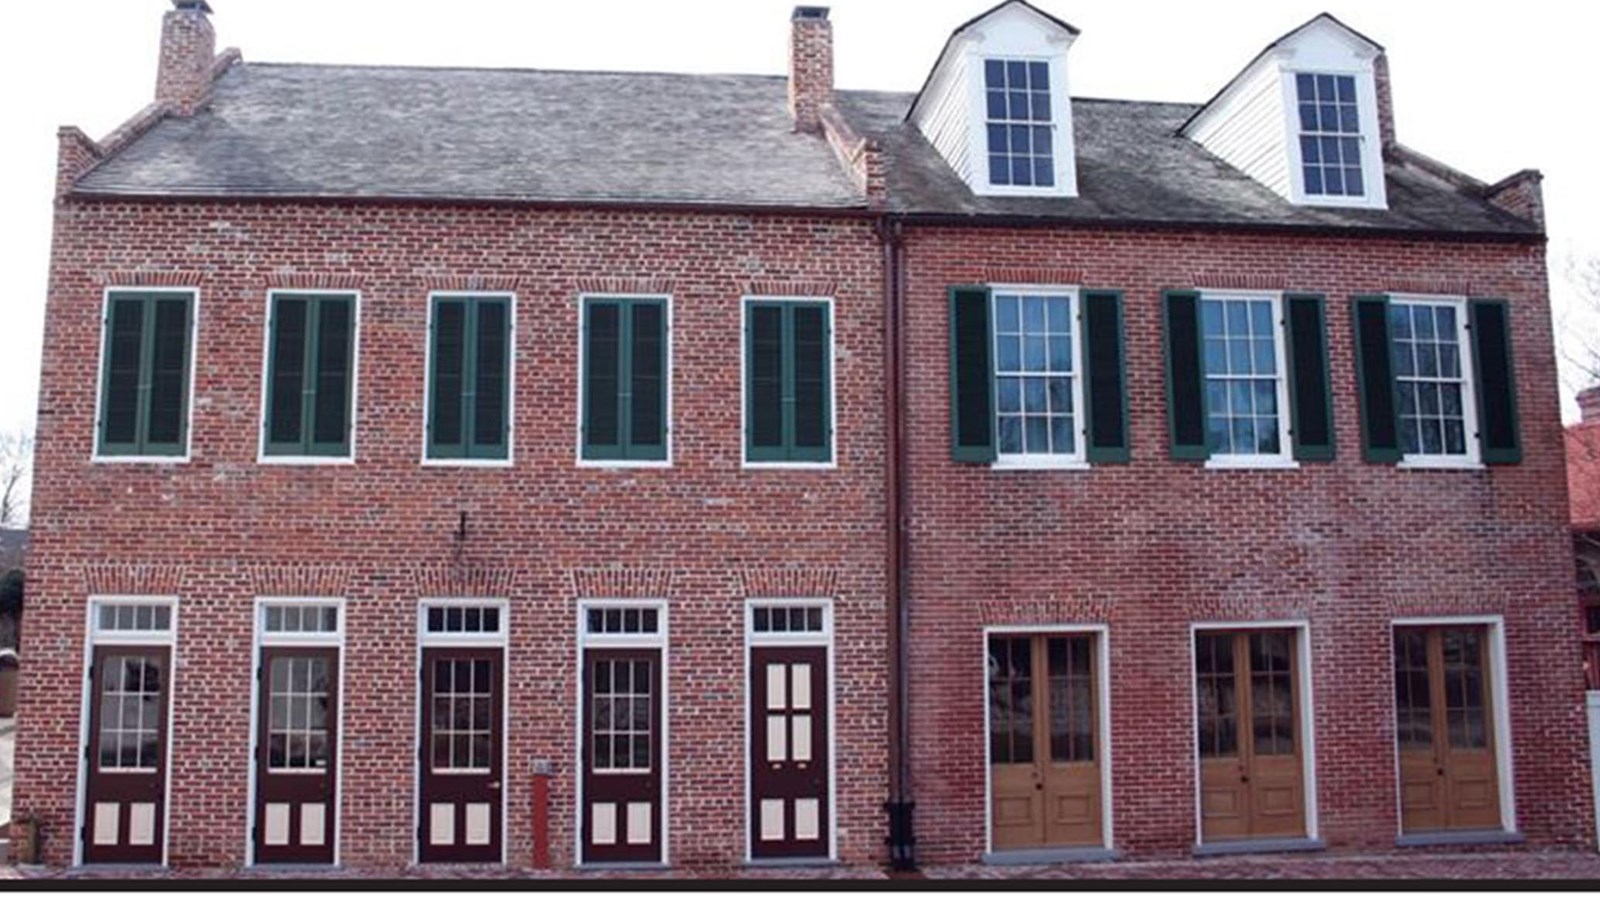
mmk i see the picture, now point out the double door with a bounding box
[1394,626,1501,833]
[987,634,1102,851]
[1195,630,1305,843]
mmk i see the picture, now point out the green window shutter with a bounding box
[99,295,147,454]
[1470,299,1521,465]
[1162,290,1207,461]
[1351,295,1402,463]
[949,286,996,464]
[266,295,354,458]
[470,298,510,460]
[1285,294,1336,462]
[1083,290,1130,464]
[744,300,831,464]
[625,300,667,461]
[265,297,308,453]
[747,302,787,462]
[581,300,623,460]
[429,298,469,459]
[143,297,191,454]
[788,303,832,463]
[309,297,354,456]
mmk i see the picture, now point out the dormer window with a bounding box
[1295,73,1365,198]
[984,59,1055,188]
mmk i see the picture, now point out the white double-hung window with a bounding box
[992,289,1084,465]
[1388,297,1478,464]
[1201,292,1293,465]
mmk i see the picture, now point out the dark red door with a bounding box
[254,647,339,864]
[83,646,171,864]
[418,647,503,863]
[582,648,663,863]
[750,646,828,859]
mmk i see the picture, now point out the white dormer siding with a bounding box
[1184,15,1389,211]
[910,1,1079,198]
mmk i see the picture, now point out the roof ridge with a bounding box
[240,60,788,81]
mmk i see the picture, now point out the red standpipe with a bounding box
[531,764,552,869]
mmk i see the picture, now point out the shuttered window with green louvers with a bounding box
[428,295,512,461]
[98,291,195,458]
[263,293,356,458]
[745,299,832,464]
[582,297,668,462]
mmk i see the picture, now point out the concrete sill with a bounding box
[573,861,671,873]
[1396,830,1525,848]
[1193,837,1326,857]
[983,847,1120,866]
[742,857,840,869]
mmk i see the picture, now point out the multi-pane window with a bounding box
[591,658,653,772]
[263,294,355,458]
[1202,296,1287,457]
[1394,629,1433,751]
[267,656,331,771]
[97,603,172,633]
[97,655,163,770]
[428,296,511,461]
[431,658,494,772]
[1045,636,1094,764]
[752,606,824,634]
[1248,632,1295,756]
[426,605,502,636]
[984,59,1054,188]
[994,293,1079,459]
[1441,629,1488,749]
[746,300,832,464]
[586,607,660,636]
[986,636,1033,765]
[98,291,193,458]
[1195,633,1238,758]
[582,297,668,462]
[1296,73,1365,198]
[264,604,339,635]
[1389,301,1472,459]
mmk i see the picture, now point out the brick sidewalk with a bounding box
[3,850,1599,882]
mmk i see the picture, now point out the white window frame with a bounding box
[574,598,671,866]
[245,598,346,867]
[1280,66,1388,211]
[574,293,674,470]
[967,52,1078,199]
[74,596,181,867]
[980,624,1113,859]
[1188,620,1320,848]
[739,296,838,471]
[1198,290,1298,471]
[989,285,1088,471]
[420,291,518,469]
[1389,615,1517,840]
[1389,295,1482,470]
[256,291,362,466]
[743,599,838,864]
[412,598,511,867]
[91,287,201,465]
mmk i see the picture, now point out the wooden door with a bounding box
[83,646,171,864]
[750,646,829,859]
[988,634,1101,851]
[582,648,663,863]
[1196,630,1305,843]
[254,647,338,864]
[418,647,503,863]
[1395,626,1501,834]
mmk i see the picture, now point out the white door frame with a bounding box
[1389,615,1516,836]
[743,598,838,862]
[1188,620,1319,845]
[74,596,181,868]
[574,598,671,866]
[981,624,1114,855]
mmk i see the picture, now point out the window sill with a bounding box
[578,459,673,470]
[91,455,191,465]
[421,458,514,469]
[258,456,356,467]
[742,856,840,869]
[1204,457,1300,471]
[743,462,837,471]
[1395,829,1523,848]
[1397,458,1485,472]
[991,458,1090,472]
[1193,837,1325,857]
[983,847,1119,866]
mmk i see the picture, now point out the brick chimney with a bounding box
[156,0,218,115]
[1580,386,1600,424]
[1372,52,1396,150]
[788,7,833,134]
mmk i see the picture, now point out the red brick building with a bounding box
[13,0,1593,874]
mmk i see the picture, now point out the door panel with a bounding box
[418,647,503,863]
[254,647,339,864]
[750,646,829,858]
[988,634,1101,852]
[1196,630,1305,843]
[83,646,171,865]
[582,648,662,864]
[1395,626,1501,834]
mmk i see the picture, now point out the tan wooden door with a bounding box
[988,634,1101,851]
[1196,630,1305,843]
[1394,626,1500,834]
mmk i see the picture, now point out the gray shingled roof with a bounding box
[77,63,866,208]
[835,90,1540,236]
[74,62,1539,237]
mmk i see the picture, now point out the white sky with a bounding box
[1,0,1597,440]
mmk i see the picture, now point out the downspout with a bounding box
[878,215,916,871]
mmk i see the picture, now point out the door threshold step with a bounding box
[983,847,1119,866]
[1193,837,1326,857]
[743,857,840,869]
[1396,829,1524,848]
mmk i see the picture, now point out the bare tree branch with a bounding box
[0,429,33,529]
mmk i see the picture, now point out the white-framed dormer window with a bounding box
[992,287,1085,468]
[1294,73,1366,199]
[1201,291,1295,467]
[983,58,1056,189]
[1388,296,1479,467]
